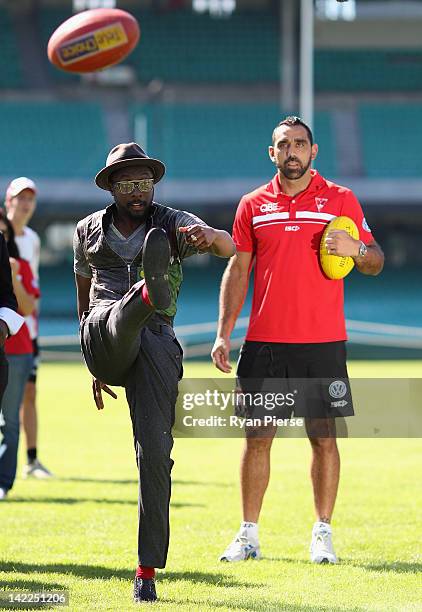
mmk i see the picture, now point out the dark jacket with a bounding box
[74,202,205,318]
[0,233,18,312]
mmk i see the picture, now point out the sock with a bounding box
[314,520,331,532]
[141,284,152,307]
[136,565,155,580]
[27,448,37,463]
[240,521,259,542]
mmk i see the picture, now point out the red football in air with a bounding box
[47,8,140,73]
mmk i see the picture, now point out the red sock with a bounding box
[136,565,155,579]
[141,283,152,306]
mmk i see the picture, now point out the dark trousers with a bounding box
[80,281,183,568]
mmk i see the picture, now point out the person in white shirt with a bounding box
[5,177,53,479]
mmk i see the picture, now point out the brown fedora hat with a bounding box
[95,142,166,191]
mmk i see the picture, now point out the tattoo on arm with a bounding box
[354,241,384,276]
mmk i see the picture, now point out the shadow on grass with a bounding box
[5,497,203,508]
[0,564,256,588]
[0,561,132,581]
[173,479,233,488]
[160,571,261,588]
[0,579,67,610]
[262,556,422,575]
[260,556,310,564]
[58,477,231,488]
[0,569,369,611]
[157,600,367,612]
[59,477,137,485]
[352,561,422,574]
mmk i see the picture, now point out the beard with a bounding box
[126,201,152,223]
[279,154,312,180]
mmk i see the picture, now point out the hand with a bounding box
[325,230,360,257]
[178,225,217,252]
[9,258,19,277]
[211,336,232,373]
[92,378,117,410]
[0,320,8,347]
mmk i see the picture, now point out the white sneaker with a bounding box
[219,529,261,562]
[22,459,54,479]
[310,521,338,564]
[0,487,8,500]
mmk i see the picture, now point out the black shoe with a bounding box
[133,577,157,603]
[142,228,171,310]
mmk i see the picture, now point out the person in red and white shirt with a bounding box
[5,177,53,479]
[0,211,40,499]
[212,116,384,564]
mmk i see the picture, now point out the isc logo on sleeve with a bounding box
[285,225,300,232]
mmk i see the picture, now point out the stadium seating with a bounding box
[359,103,422,177]
[0,98,334,181]
[38,8,422,92]
[0,102,108,178]
[315,49,422,92]
[132,103,337,179]
[0,7,23,88]
[40,8,278,83]
[128,11,278,83]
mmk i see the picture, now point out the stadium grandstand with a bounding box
[1,0,421,359]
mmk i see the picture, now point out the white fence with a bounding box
[38,318,422,360]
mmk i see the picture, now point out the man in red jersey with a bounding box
[212,116,384,564]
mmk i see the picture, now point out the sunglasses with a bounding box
[113,179,154,194]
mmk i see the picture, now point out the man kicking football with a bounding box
[74,142,235,602]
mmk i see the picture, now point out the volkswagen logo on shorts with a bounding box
[328,380,347,399]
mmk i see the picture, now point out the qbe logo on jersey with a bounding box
[328,380,347,399]
[260,203,279,213]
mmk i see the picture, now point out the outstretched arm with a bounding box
[211,251,253,373]
[178,225,236,258]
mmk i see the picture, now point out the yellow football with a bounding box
[320,216,359,280]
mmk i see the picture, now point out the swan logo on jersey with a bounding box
[315,198,328,212]
[260,202,281,213]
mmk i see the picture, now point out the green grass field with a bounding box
[0,361,421,611]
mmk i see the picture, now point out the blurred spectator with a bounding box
[0,231,24,416]
[0,211,39,500]
[5,178,53,479]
